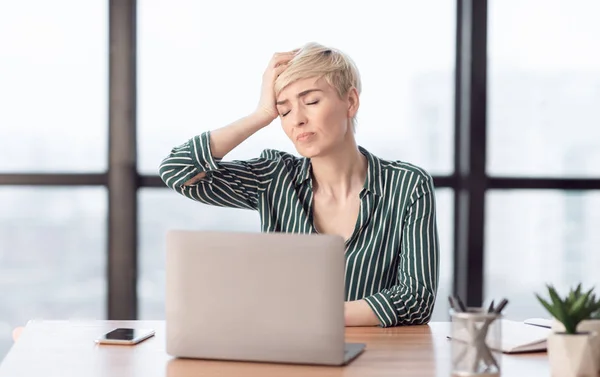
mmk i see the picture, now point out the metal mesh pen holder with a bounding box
[450,308,502,376]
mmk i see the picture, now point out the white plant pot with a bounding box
[552,319,600,372]
[547,332,598,377]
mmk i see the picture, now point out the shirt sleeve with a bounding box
[158,131,282,211]
[363,174,440,327]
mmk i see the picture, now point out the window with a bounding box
[484,190,600,320]
[488,0,600,177]
[138,1,456,175]
[431,189,454,321]
[0,188,107,359]
[138,188,453,321]
[138,0,455,322]
[0,1,108,172]
[138,188,261,319]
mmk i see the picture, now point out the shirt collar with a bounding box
[294,146,383,196]
[294,157,312,187]
[360,146,383,196]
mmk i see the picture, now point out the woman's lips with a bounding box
[296,132,315,142]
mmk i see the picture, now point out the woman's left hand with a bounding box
[344,300,381,327]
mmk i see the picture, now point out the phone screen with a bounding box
[104,328,138,341]
[97,328,155,344]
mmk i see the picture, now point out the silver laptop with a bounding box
[165,230,365,366]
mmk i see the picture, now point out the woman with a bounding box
[159,42,440,327]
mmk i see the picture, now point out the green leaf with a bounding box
[568,290,592,316]
[536,294,558,319]
[536,284,599,333]
[568,292,575,305]
[579,288,596,319]
[548,285,565,309]
[552,291,575,332]
[568,284,581,305]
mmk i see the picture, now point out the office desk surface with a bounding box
[0,320,548,377]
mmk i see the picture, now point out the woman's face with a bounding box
[276,77,358,158]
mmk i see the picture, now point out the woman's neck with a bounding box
[309,140,367,200]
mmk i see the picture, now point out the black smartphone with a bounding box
[95,328,155,345]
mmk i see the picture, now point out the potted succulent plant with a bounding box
[536,284,600,377]
[548,284,600,374]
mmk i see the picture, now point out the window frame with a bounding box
[1,0,599,319]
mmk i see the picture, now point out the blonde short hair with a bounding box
[274,42,362,131]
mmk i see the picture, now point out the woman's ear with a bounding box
[347,87,359,118]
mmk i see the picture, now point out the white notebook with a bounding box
[523,317,553,329]
[448,319,551,354]
[499,319,550,353]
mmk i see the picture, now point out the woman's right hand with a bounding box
[254,50,298,123]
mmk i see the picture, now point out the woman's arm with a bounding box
[158,51,297,209]
[159,130,285,210]
[170,112,272,187]
[344,300,381,326]
[359,175,440,327]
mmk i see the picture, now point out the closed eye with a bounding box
[281,101,319,117]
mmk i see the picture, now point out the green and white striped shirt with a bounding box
[159,132,440,327]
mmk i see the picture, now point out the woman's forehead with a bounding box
[277,77,332,99]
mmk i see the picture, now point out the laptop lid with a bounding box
[165,230,347,365]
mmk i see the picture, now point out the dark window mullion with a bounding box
[454,0,488,308]
[138,174,459,189]
[108,0,137,320]
[489,177,600,190]
[0,174,107,186]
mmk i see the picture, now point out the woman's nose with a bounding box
[291,109,307,127]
